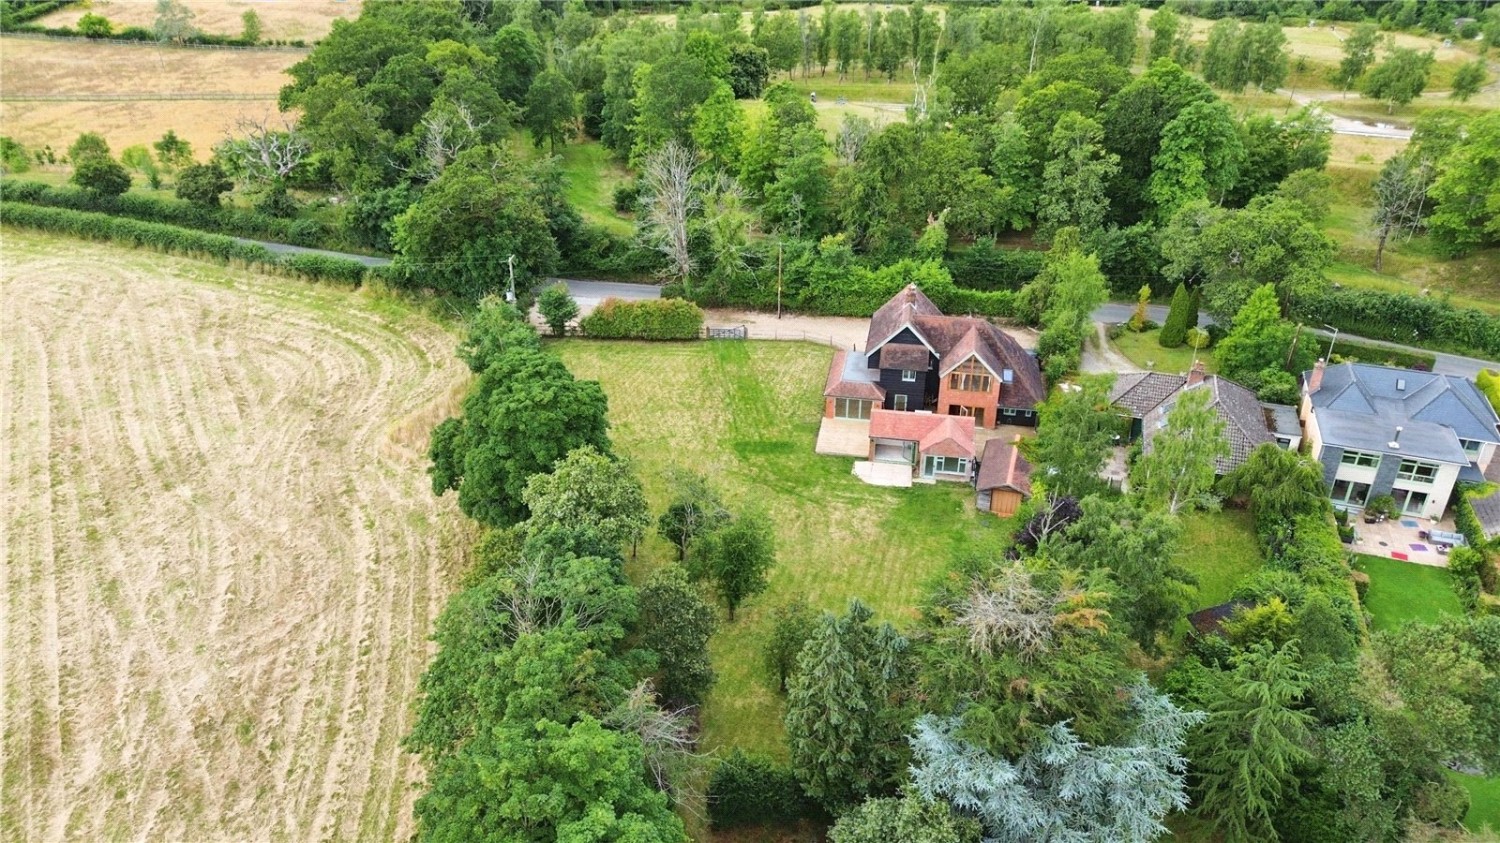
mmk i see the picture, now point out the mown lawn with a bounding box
[1352,553,1463,632]
[1110,328,1217,377]
[1175,509,1262,609]
[510,137,637,237]
[1451,771,1500,837]
[554,339,1010,755]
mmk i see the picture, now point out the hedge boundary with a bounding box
[578,297,703,340]
[1292,286,1500,361]
[1,180,351,252]
[1,202,376,285]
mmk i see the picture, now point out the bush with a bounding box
[1449,547,1486,611]
[71,157,131,197]
[174,162,231,208]
[579,297,703,340]
[1186,327,1211,349]
[611,181,641,213]
[537,282,579,337]
[1476,369,1500,413]
[1412,778,1470,827]
[559,224,662,279]
[0,136,29,174]
[706,749,813,829]
[1330,340,1436,372]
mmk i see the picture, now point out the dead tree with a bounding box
[1371,152,1432,271]
[639,141,702,295]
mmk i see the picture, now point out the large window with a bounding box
[893,394,909,411]
[834,398,872,420]
[1393,488,1429,516]
[1330,479,1371,509]
[1341,450,1381,468]
[1397,459,1438,484]
[923,455,969,477]
[949,372,991,392]
[1460,439,1482,458]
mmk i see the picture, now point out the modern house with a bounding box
[867,409,976,483]
[1139,364,1281,476]
[825,284,1045,428]
[1301,360,1500,519]
[976,436,1033,517]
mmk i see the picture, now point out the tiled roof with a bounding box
[866,283,942,354]
[913,315,1046,410]
[1188,600,1252,637]
[1306,362,1500,459]
[1470,489,1500,541]
[1110,372,1187,418]
[862,285,1045,411]
[869,410,975,459]
[880,343,930,371]
[1142,376,1275,474]
[976,437,1033,495]
[824,349,885,401]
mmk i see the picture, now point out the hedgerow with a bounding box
[1,202,373,285]
[1291,286,1500,360]
[1,180,345,250]
[579,297,703,340]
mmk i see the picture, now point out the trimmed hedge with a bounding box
[1330,339,1436,372]
[1,202,374,285]
[578,297,703,340]
[1291,286,1500,360]
[1455,489,1499,552]
[0,0,70,28]
[1,180,346,251]
[706,749,815,830]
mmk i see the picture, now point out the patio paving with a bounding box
[815,417,870,457]
[1346,514,1461,568]
[853,460,912,487]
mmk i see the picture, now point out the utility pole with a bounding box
[776,240,783,320]
[1323,323,1339,362]
[505,254,516,304]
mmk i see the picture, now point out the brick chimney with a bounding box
[1187,359,1206,387]
[1307,358,1326,394]
[904,283,918,306]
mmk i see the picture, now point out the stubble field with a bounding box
[36,0,360,42]
[0,230,470,842]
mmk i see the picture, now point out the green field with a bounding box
[1176,509,1262,609]
[1353,553,1463,632]
[553,339,1009,755]
[1451,771,1500,838]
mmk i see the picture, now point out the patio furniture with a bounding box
[1430,529,1467,548]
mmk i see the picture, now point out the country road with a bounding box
[229,238,1493,377]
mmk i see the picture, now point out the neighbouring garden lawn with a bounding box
[1110,328,1217,377]
[554,339,1009,756]
[1352,553,1463,632]
[1175,509,1261,609]
[1450,771,1500,837]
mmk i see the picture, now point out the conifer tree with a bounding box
[1157,283,1193,348]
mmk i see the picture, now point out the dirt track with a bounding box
[0,231,470,842]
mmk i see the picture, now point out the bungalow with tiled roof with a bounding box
[867,409,976,482]
[1140,363,1280,476]
[824,284,1045,428]
[976,436,1033,517]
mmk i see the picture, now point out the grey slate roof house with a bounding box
[1300,360,1500,520]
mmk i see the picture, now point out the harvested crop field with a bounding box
[0,35,299,153]
[36,0,360,42]
[0,230,471,842]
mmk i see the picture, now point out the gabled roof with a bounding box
[1143,376,1275,474]
[1110,372,1188,418]
[866,284,943,355]
[863,284,1046,411]
[869,410,975,459]
[1306,362,1499,463]
[824,349,885,401]
[880,343,931,371]
[976,437,1033,495]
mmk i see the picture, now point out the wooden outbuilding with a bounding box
[975,435,1033,517]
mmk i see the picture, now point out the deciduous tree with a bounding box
[70,156,131,196]
[763,598,816,693]
[1215,283,1309,387]
[692,510,776,621]
[1361,47,1435,113]
[1333,23,1379,94]
[1450,58,1488,102]
[637,565,718,707]
[523,69,577,154]
[520,444,648,553]
[1131,386,1228,515]
[173,162,232,207]
[1037,113,1118,240]
[1031,377,1116,499]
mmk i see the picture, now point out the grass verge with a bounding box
[552,338,1009,755]
[1352,553,1462,632]
[1450,771,1500,838]
[1110,328,1217,377]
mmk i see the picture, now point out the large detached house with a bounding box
[1301,361,1500,519]
[824,284,1045,428]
